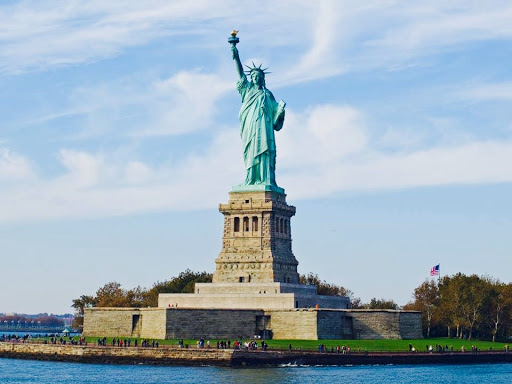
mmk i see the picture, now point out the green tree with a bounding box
[144,269,212,307]
[300,272,360,307]
[365,298,399,310]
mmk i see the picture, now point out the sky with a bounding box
[1,0,511,314]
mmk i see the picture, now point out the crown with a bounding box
[244,62,271,75]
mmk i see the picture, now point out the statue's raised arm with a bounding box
[228,31,286,193]
[229,30,244,80]
[232,45,244,80]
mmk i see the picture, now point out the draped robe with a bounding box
[237,76,284,186]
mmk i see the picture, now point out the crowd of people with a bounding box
[192,337,267,351]
[1,334,33,342]
[314,344,352,353]
[3,333,510,354]
[93,337,159,348]
[1,333,84,345]
[44,336,86,345]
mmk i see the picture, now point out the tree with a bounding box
[95,282,132,307]
[72,270,214,313]
[364,298,399,310]
[412,280,439,338]
[300,272,361,307]
[457,275,487,340]
[71,295,97,330]
[438,274,467,338]
[423,273,512,340]
[483,280,512,342]
[126,286,149,308]
[143,270,212,307]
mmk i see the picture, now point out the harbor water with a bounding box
[0,358,511,383]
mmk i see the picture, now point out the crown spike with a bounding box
[243,62,271,75]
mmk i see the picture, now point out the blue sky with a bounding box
[1,1,511,314]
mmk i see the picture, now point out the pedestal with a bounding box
[213,190,299,284]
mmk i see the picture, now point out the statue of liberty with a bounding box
[229,32,286,192]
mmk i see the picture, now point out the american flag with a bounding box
[430,264,440,276]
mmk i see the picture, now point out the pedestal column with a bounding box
[213,191,299,284]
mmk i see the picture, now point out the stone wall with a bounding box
[159,282,348,310]
[398,311,424,339]
[140,309,167,339]
[297,294,350,309]
[165,309,264,339]
[84,307,421,341]
[3,342,511,367]
[317,311,353,339]
[0,342,232,366]
[267,310,318,339]
[158,292,296,310]
[83,308,166,339]
[349,310,422,339]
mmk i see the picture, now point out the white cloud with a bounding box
[279,105,367,168]
[452,81,512,103]
[0,148,33,182]
[134,71,232,136]
[124,161,153,184]
[367,3,512,53]
[0,128,242,222]
[1,104,512,223]
[0,0,312,74]
[57,149,104,187]
[26,70,232,139]
[279,0,348,85]
[277,105,512,199]
[0,1,231,73]
[3,1,510,82]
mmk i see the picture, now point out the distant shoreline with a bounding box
[2,342,512,367]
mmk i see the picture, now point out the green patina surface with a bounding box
[229,32,286,192]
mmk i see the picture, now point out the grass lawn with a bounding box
[74,336,509,352]
[262,338,509,352]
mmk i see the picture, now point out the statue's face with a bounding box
[251,70,264,87]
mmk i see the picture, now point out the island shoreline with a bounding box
[2,342,512,367]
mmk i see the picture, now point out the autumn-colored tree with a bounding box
[411,273,512,341]
[458,275,488,340]
[72,269,213,316]
[71,295,97,330]
[409,279,439,337]
[94,282,132,307]
[438,274,466,338]
[483,280,512,342]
